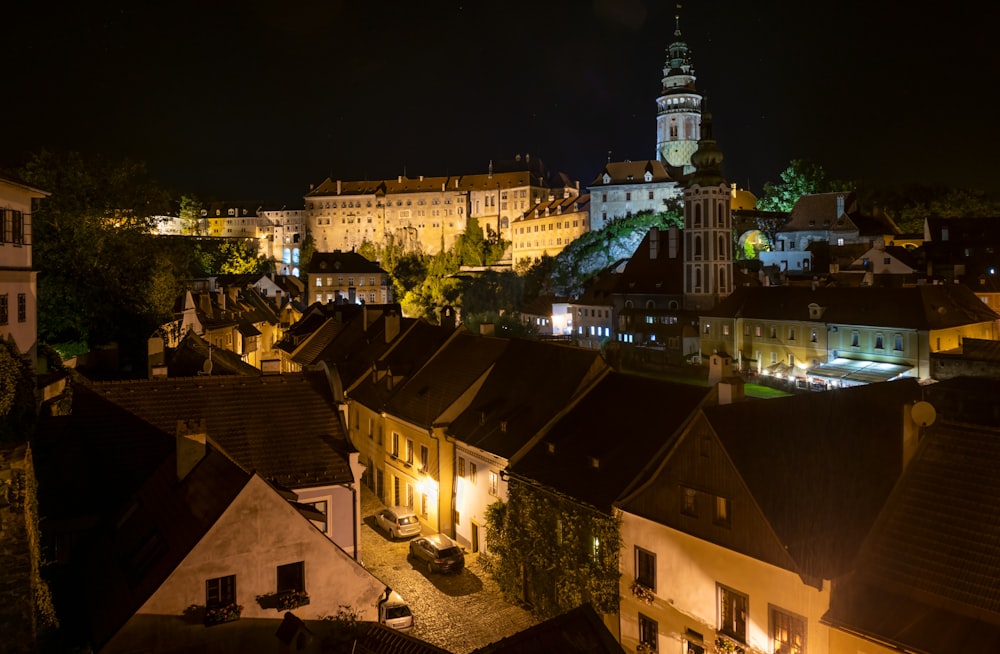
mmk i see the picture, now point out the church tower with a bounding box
[683,111,732,311]
[655,10,702,174]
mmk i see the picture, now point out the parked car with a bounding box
[408,533,465,574]
[377,589,413,632]
[375,507,421,540]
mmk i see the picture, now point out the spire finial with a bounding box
[675,3,682,34]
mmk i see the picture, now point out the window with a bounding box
[458,457,465,478]
[394,476,400,506]
[894,333,904,351]
[681,486,698,517]
[850,331,860,347]
[722,324,729,336]
[0,294,7,326]
[714,496,731,527]
[770,606,806,654]
[810,330,817,343]
[488,471,498,496]
[684,629,706,654]
[769,326,777,339]
[405,438,414,465]
[0,208,5,243]
[11,210,23,245]
[755,325,762,337]
[419,445,429,471]
[391,432,399,457]
[788,328,795,341]
[406,483,414,508]
[276,561,305,593]
[306,500,328,533]
[206,574,236,608]
[635,546,656,591]
[469,462,477,483]
[874,333,884,350]
[421,493,428,517]
[638,613,659,651]
[718,584,748,642]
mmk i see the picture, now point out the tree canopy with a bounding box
[755,160,853,212]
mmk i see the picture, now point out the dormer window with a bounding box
[644,171,653,182]
[603,173,611,184]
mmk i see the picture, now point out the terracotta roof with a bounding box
[703,284,1000,329]
[351,621,454,654]
[448,340,608,458]
[588,160,675,186]
[168,330,261,377]
[510,373,710,512]
[612,226,685,296]
[703,379,922,580]
[823,420,1000,651]
[76,373,355,489]
[470,603,625,654]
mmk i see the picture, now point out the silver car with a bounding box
[375,507,421,540]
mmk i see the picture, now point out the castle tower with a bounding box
[655,9,702,174]
[683,111,732,311]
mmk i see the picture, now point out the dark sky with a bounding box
[5,1,997,207]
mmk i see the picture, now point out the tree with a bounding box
[178,195,203,235]
[756,160,852,212]
[20,150,175,355]
[481,481,622,619]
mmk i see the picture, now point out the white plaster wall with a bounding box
[111,475,385,651]
[620,512,832,654]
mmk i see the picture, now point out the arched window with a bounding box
[717,201,725,226]
[646,300,655,309]
[718,235,727,258]
[695,267,703,291]
[694,204,702,227]
[694,235,702,259]
[719,267,727,292]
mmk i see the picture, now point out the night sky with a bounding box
[5,1,997,207]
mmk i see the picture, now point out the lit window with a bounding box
[458,457,465,478]
[714,496,731,527]
[405,439,413,464]
[489,471,498,496]
[469,462,477,483]
[770,606,806,654]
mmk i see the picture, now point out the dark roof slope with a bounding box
[703,379,922,579]
[76,372,354,488]
[612,226,685,296]
[510,373,710,512]
[32,401,252,649]
[383,331,510,428]
[168,330,262,377]
[704,284,999,329]
[470,603,625,654]
[823,420,1000,651]
[449,340,608,458]
[307,250,387,275]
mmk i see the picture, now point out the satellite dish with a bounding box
[911,401,936,427]
[202,358,213,375]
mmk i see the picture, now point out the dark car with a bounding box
[408,533,465,574]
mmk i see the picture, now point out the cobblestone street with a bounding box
[358,485,539,653]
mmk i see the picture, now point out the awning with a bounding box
[807,358,913,385]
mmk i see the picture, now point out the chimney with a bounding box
[668,226,680,258]
[385,311,400,343]
[337,180,342,195]
[177,419,207,481]
[480,323,495,337]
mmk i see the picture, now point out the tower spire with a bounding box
[655,3,702,174]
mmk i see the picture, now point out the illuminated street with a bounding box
[358,485,539,653]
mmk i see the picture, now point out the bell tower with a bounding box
[655,9,702,175]
[683,111,732,311]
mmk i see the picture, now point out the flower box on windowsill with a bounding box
[714,636,744,654]
[275,590,310,611]
[204,603,242,626]
[631,581,655,605]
